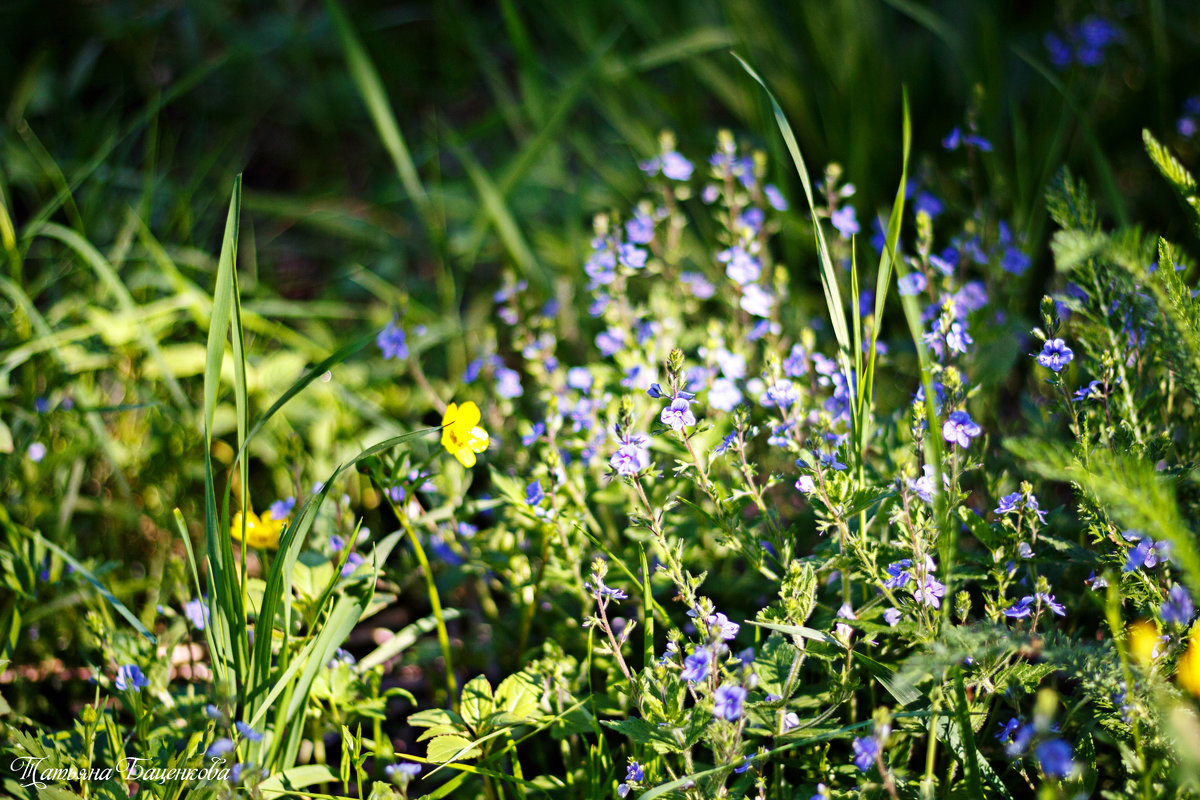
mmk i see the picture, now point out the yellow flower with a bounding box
[1128,620,1162,667]
[441,401,489,468]
[1179,626,1200,697]
[230,509,285,550]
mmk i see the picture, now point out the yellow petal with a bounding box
[1128,620,1160,667]
[456,401,481,430]
[468,426,489,454]
[441,403,459,448]
[455,447,477,468]
[1180,646,1200,696]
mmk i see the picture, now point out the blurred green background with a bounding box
[4,0,1198,305]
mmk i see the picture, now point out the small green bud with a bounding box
[955,590,971,623]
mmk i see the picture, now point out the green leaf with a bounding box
[426,734,481,763]
[494,671,541,720]
[600,717,684,753]
[461,675,495,733]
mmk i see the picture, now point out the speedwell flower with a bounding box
[441,401,490,468]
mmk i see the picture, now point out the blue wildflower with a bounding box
[914,191,943,218]
[207,738,234,758]
[995,493,1022,514]
[1001,246,1031,276]
[1036,339,1073,372]
[115,664,148,691]
[525,480,544,507]
[236,721,264,742]
[714,431,738,456]
[184,597,210,631]
[522,421,545,446]
[1035,739,1076,779]
[681,647,711,683]
[764,184,788,211]
[707,612,740,641]
[764,379,798,409]
[995,717,1021,742]
[713,685,747,721]
[1162,585,1194,626]
[680,271,715,299]
[585,578,627,601]
[660,398,697,431]
[884,560,913,589]
[709,378,743,412]
[831,206,859,238]
[625,212,655,244]
[596,329,625,357]
[377,322,408,360]
[942,410,982,448]
[852,735,879,771]
[740,285,774,318]
[269,497,296,519]
[898,272,926,296]
[495,366,523,398]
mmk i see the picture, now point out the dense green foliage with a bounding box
[5,1,1200,798]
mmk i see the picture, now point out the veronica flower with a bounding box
[852,735,879,772]
[709,378,743,412]
[707,612,740,641]
[740,285,774,318]
[884,560,913,589]
[1036,739,1076,779]
[764,184,788,211]
[609,431,650,476]
[660,398,697,431]
[1162,585,1194,626]
[831,206,859,238]
[184,597,210,631]
[207,738,234,758]
[681,647,711,683]
[525,480,544,506]
[1036,339,1074,372]
[942,411,982,448]
[795,475,816,494]
[898,272,926,296]
[377,322,408,360]
[236,721,264,742]
[585,578,627,601]
[115,664,148,691]
[764,379,798,409]
[713,685,747,721]
[625,212,654,244]
[913,575,946,608]
[995,492,1022,514]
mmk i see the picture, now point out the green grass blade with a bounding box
[734,53,851,363]
[860,89,911,460]
[202,174,248,701]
